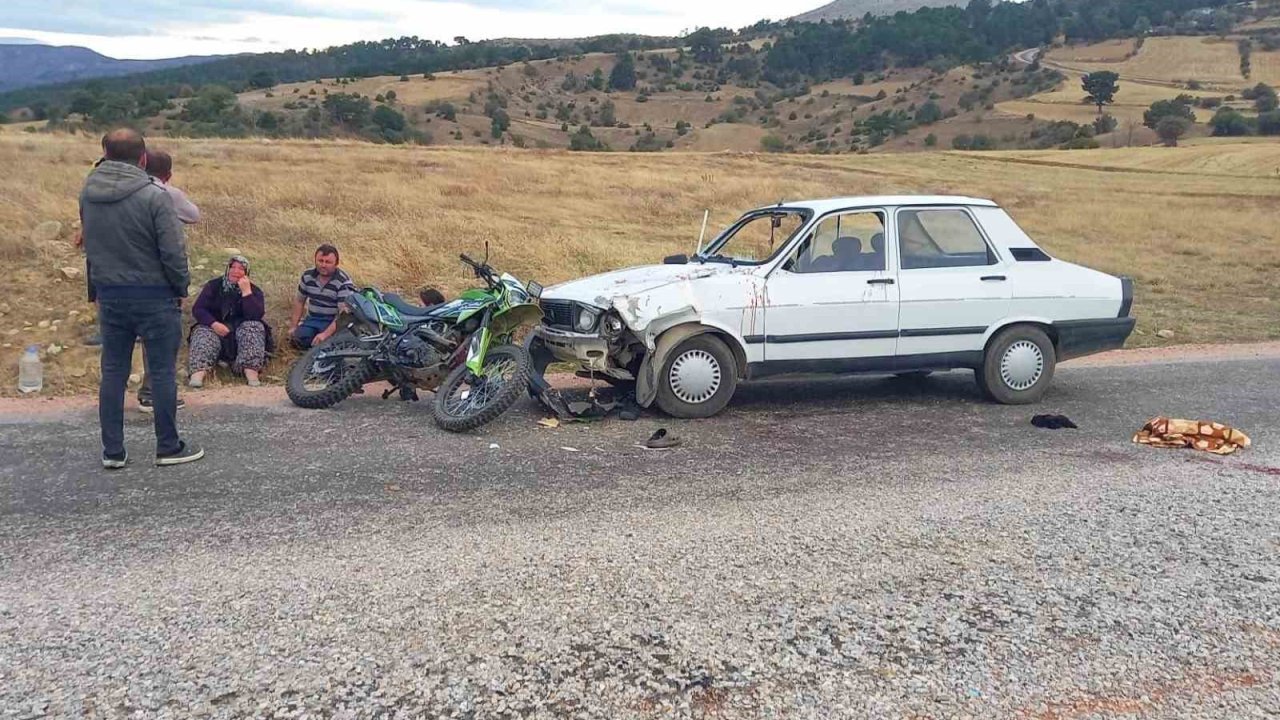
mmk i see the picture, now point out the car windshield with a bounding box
[700,209,809,265]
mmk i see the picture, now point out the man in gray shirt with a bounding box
[81,128,204,468]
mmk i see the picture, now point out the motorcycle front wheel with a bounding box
[432,344,530,432]
[286,332,377,409]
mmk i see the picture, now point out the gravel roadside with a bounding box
[1,358,1278,719]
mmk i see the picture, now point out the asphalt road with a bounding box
[2,359,1279,718]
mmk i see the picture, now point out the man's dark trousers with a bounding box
[99,298,182,457]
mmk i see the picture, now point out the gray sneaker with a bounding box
[102,450,128,470]
[155,441,205,466]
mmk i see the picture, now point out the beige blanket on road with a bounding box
[1133,417,1252,455]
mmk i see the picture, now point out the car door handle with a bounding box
[866,278,895,285]
[981,275,1007,281]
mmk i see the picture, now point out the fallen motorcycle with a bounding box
[286,251,543,432]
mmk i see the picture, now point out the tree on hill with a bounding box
[181,85,237,122]
[569,124,607,151]
[1082,71,1119,116]
[609,53,637,91]
[596,99,617,127]
[915,100,943,125]
[248,69,276,90]
[1143,96,1195,129]
[490,107,510,138]
[1209,107,1250,136]
[1156,116,1190,146]
[589,68,606,92]
[687,28,723,64]
[323,92,372,126]
[1247,83,1278,113]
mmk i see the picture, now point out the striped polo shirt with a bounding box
[297,268,355,317]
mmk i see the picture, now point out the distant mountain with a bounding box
[0,44,227,93]
[0,37,43,44]
[792,0,964,22]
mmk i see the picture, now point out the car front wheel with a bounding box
[977,325,1056,404]
[654,334,739,418]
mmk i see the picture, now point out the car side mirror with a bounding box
[663,253,688,265]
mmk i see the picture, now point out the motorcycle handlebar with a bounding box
[459,253,497,286]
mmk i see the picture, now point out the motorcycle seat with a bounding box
[382,293,437,318]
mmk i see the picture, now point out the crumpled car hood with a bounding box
[543,263,725,307]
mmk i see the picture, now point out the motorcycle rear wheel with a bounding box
[432,344,530,432]
[286,333,376,409]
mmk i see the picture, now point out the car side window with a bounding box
[787,211,886,273]
[898,208,996,269]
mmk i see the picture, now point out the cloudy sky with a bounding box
[0,0,824,59]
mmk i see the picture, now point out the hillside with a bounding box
[2,132,1278,394]
[0,44,225,93]
[167,52,1066,154]
[793,0,962,23]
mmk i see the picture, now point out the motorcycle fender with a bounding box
[465,326,492,375]
[491,303,543,337]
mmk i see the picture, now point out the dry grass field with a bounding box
[1045,36,1280,89]
[1002,35,1280,135]
[1,133,1278,395]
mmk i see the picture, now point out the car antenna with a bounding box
[696,209,709,256]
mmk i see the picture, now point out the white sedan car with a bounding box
[528,196,1135,418]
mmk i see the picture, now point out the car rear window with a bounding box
[898,208,996,269]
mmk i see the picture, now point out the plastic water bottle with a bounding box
[18,345,42,394]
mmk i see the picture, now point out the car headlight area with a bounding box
[574,307,599,333]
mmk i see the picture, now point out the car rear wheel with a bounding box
[977,325,1056,404]
[654,334,738,418]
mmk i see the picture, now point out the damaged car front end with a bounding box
[527,207,811,419]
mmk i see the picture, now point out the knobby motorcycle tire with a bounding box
[432,344,531,433]
[286,338,378,409]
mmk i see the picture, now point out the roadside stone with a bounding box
[58,266,83,281]
[45,344,63,357]
[5,329,17,336]
[37,320,50,329]
[128,373,141,386]
[68,310,79,318]
[1156,329,1175,339]
[0,302,9,314]
[30,220,62,244]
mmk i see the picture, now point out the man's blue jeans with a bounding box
[99,298,183,457]
[291,313,334,349]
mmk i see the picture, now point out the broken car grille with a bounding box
[540,299,577,330]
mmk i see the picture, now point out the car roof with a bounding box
[753,195,998,215]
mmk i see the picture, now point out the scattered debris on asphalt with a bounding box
[560,446,579,453]
[1032,414,1078,430]
[537,417,560,429]
[1133,417,1252,455]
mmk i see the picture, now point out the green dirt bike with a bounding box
[286,251,544,432]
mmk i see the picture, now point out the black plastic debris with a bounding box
[1032,414,1078,430]
[645,428,682,449]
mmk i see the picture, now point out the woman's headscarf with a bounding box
[222,255,250,293]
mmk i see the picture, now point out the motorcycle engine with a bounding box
[393,321,453,369]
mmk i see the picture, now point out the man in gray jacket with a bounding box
[81,128,204,467]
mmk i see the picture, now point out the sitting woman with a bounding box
[188,255,273,387]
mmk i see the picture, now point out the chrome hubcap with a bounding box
[1000,340,1044,391]
[669,349,721,404]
